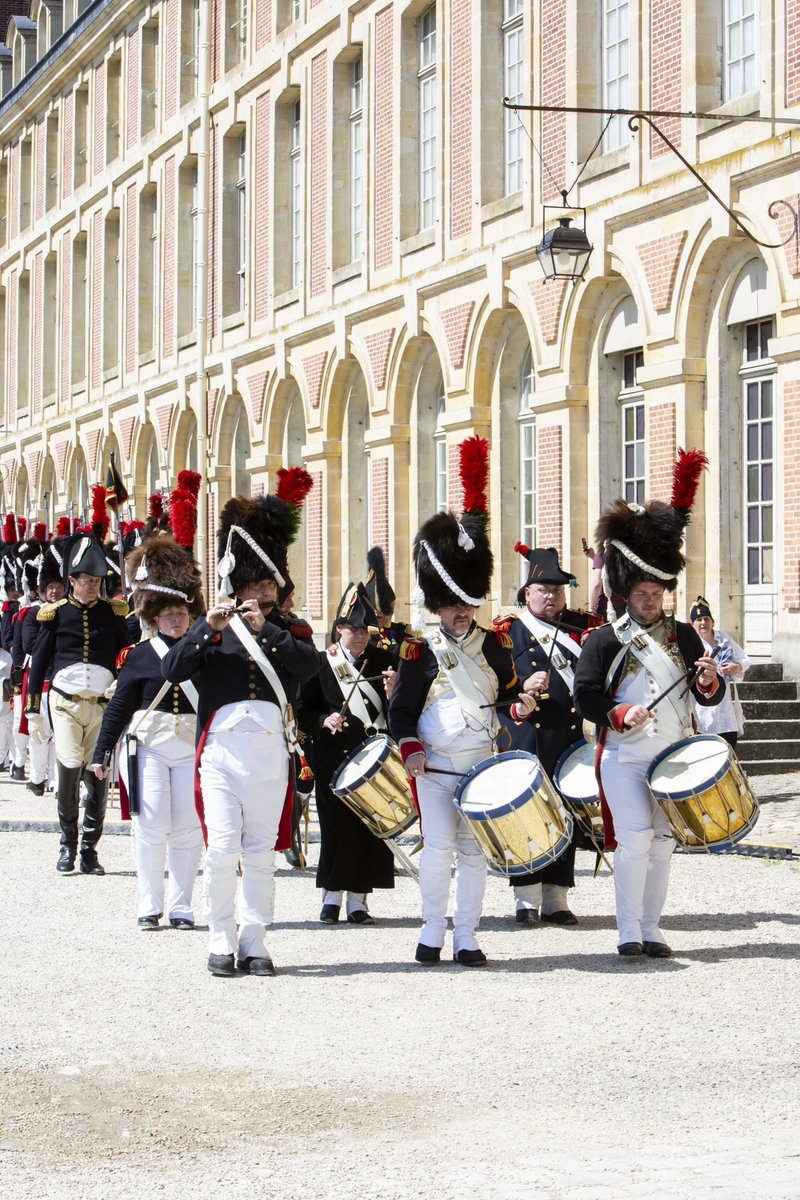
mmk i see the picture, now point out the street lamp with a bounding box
[536,206,593,283]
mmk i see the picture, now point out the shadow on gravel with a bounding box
[672,941,800,962]
[274,953,692,976]
[662,911,800,931]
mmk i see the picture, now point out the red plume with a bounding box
[459,436,489,519]
[276,467,313,510]
[34,522,47,542]
[671,448,708,529]
[91,485,110,539]
[177,470,201,499]
[120,519,145,540]
[3,514,15,542]
[170,490,197,549]
[17,517,26,537]
[56,516,72,536]
[148,493,164,518]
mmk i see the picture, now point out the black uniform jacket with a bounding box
[497,607,598,776]
[25,596,132,713]
[1,599,19,651]
[21,602,44,658]
[11,602,36,671]
[297,643,395,776]
[573,618,725,730]
[388,622,518,762]
[92,635,198,764]
[370,621,407,659]
[161,612,321,742]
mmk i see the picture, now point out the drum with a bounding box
[646,734,759,852]
[330,734,417,840]
[553,738,604,849]
[453,751,573,876]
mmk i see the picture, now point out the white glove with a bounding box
[26,714,46,745]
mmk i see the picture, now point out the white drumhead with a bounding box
[459,756,540,814]
[556,743,597,803]
[336,736,388,788]
[649,737,728,795]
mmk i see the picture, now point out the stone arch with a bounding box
[132,422,163,515]
[172,406,199,477]
[39,455,57,530]
[264,376,306,465]
[65,446,89,524]
[13,461,28,517]
[214,392,251,504]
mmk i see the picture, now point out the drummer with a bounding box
[388,437,538,967]
[296,583,396,924]
[495,544,603,927]
[573,457,723,959]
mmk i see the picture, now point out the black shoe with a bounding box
[540,909,579,927]
[643,940,672,958]
[27,780,46,797]
[0,762,7,772]
[169,917,195,930]
[56,846,76,873]
[515,908,538,925]
[137,915,161,930]
[347,909,375,925]
[320,904,341,924]
[453,948,488,967]
[79,850,105,876]
[237,955,276,976]
[10,764,25,781]
[415,942,441,965]
[617,942,644,957]
[207,953,236,977]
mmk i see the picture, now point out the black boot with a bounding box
[56,763,83,855]
[79,847,105,875]
[81,768,109,848]
[56,845,76,873]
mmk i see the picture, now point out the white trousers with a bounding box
[28,695,55,786]
[199,730,289,959]
[600,748,675,945]
[12,693,28,768]
[0,702,12,764]
[123,738,203,920]
[416,748,488,954]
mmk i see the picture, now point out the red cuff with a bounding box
[398,738,425,764]
[610,704,631,732]
[510,703,530,725]
[696,676,720,697]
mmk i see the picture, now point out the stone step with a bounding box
[739,719,800,741]
[738,680,798,701]
[746,663,785,682]
[740,759,800,775]
[736,738,800,761]
[739,698,800,720]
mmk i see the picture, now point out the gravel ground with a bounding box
[0,766,799,1200]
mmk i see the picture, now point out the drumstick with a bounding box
[645,644,721,713]
[336,663,373,720]
[423,767,463,778]
[480,694,549,709]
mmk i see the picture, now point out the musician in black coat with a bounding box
[26,535,132,875]
[297,584,395,924]
[497,546,603,926]
[161,494,321,979]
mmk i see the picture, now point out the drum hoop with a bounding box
[454,749,543,812]
[330,733,391,794]
[646,734,732,801]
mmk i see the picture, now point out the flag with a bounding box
[105,453,129,511]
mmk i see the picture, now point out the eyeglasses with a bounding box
[529,585,565,596]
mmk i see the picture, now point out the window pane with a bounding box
[747,464,759,501]
[747,425,758,459]
[747,505,759,541]
[762,546,773,584]
[746,381,758,418]
[761,462,772,502]
[747,547,759,584]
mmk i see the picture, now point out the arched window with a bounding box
[230,402,250,497]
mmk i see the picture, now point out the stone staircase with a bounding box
[736,662,800,775]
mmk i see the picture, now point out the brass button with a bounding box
[535,722,541,729]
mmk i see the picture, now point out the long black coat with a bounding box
[297,643,395,893]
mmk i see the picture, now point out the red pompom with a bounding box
[148,493,164,518]
[34,523,47,542]
[459,436,489,516]
[514,541,530,557]
[276,467,314,509]
[56,516,72,536]
[177,470,201,499]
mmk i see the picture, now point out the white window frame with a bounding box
[742,318,775,586]
[418,5,437,232]
[291,101,302,288]
[235,134,247,311]
[434,377,446,510]
[190,167,199,330]
[603,0,630,151]
[503,0,524,195]
[350,56,364,262]
[724,0,757,101]
[518,349,535,562]
[620,348,645,504]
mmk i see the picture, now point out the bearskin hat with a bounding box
[216,495,295,598]
[365,545,396,614]
[413,511,493,613]
[126,534,204,627]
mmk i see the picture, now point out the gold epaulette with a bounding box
[110,597,130,617]
[37,599,67,622]
[399,637,422,661]
[492,629,514,650]
[116,645,134,670]
[490,612,517,633]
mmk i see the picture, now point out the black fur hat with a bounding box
[216,495,294,598]
[413,511,493,613]
[126,534,205,626]
[595,499,685,598]
[365,545,396,614]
